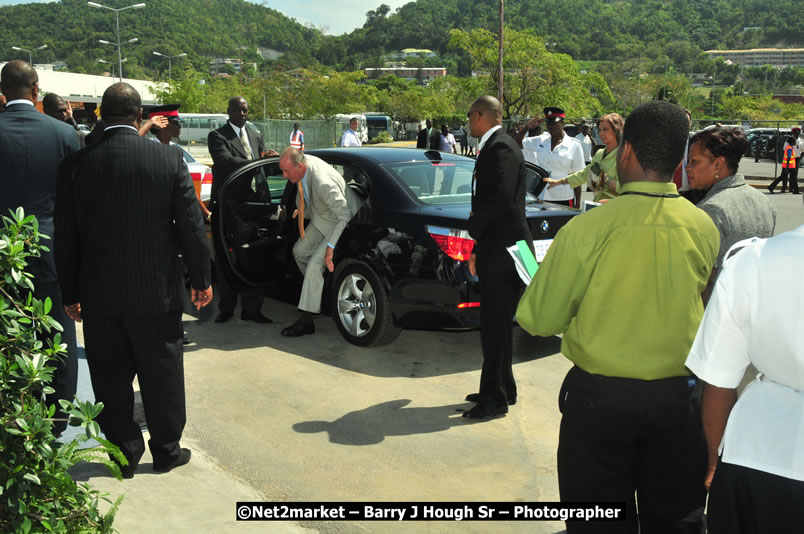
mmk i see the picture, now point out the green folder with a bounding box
[516,240,539,277]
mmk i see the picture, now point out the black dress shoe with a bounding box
[462,402,508,419]
[120,465,135,479]
[281,317,315,337]
[182,337,191,345]
[465,392,517,406]
[240,312,273,324]
[214,311,233,323]
[153,448,191,473]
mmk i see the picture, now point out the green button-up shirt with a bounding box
[566,146,620,201]
[516,181,720,380]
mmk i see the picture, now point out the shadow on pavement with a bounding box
[293,399,492,446]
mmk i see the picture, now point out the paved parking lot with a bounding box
[67,189,803,533]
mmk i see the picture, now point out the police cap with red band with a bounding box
[144,103,181,123]
[543,107,565,122]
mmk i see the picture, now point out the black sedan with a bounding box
[216,148,577,346]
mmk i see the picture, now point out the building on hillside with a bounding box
[389,48,438,59]
[364,66,446,85]
[702,48,804,68]
[209,57,258,74]
[0,62,162,125]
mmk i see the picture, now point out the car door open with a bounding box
[218,158,286,285]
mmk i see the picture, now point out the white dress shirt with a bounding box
[228,121,255,156]
[686,226,804,482]
[575,133,593,162]
[522,132,584,201]
[340,129,361,147]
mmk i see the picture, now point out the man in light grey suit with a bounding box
[278,147,353,336]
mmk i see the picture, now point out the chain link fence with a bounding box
[250,119,340,152]
[690,119,802,180]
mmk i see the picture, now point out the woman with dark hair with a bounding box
[686,127,776,298]
[543,112,624,203]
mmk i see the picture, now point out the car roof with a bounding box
[308,147,471,165]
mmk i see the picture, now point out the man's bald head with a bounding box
[1,60,39,102]
[467,95,502,138]
[101,82,142,125]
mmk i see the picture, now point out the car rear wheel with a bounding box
[332,260,401,347]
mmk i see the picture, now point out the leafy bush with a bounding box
[367,131,394,144]
[0,208,124,534]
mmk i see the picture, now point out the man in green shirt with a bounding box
[516,101,719,533]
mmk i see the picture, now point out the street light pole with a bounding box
[11,44,47,65]
[497,0,504,106]
[88,2,146,82]
[152,51,187,82]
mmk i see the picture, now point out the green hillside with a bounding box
[1,0,801,80]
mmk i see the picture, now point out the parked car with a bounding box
[216,147,578,346]
[177,144,213,201]
[745,128,785,161]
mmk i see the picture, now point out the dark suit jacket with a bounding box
[54,127,211,318]
[0,102,80,283]
[468,128,533,274]
[416,127,441,150]
[208,122,266,207]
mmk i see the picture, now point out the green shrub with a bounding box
[0,208,124,534]
[367,131,394,144]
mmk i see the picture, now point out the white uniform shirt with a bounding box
[575,132,593,162]
[794,136,802,158]
[686,226,804,482]
[339,129,361,147]
[522,132,584,201]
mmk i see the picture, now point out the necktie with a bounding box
[240,127,252,160]
[297,181,305,239]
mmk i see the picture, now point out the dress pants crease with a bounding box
[82,311,185,467]
[478,269,520,405]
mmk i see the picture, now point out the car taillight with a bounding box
[190,172,201,183]
[427,225,474,261]
[457,302,480,308]
[202,170,213,184]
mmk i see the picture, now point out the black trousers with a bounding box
[557,366,707,533]
[34,281,78,436]
[708,459,804,533]
[82,311,186,468]
[769,168,792,193]
[791,157,800,193]
[478,269,521,406]
[210,211,264,315]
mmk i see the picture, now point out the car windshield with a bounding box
[382,160,475,204]
[179,146,196,164]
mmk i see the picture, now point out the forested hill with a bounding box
[0,0,323,78]
[1,0,801,79]
[344,0,802,65]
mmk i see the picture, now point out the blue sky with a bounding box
[0,0,412,35]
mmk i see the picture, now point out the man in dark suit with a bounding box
[0,60,79,436]
[207,96,276,324]
[464,95,533,420]
[54,82,212,477]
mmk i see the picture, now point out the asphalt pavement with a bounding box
[61,187,802,534]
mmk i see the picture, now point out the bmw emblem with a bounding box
[540,220,550,233]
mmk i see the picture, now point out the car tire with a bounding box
[331,260,401,347]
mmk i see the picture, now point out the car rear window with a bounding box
[382,160,475,204]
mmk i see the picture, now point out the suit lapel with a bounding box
[228,124,248,159]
